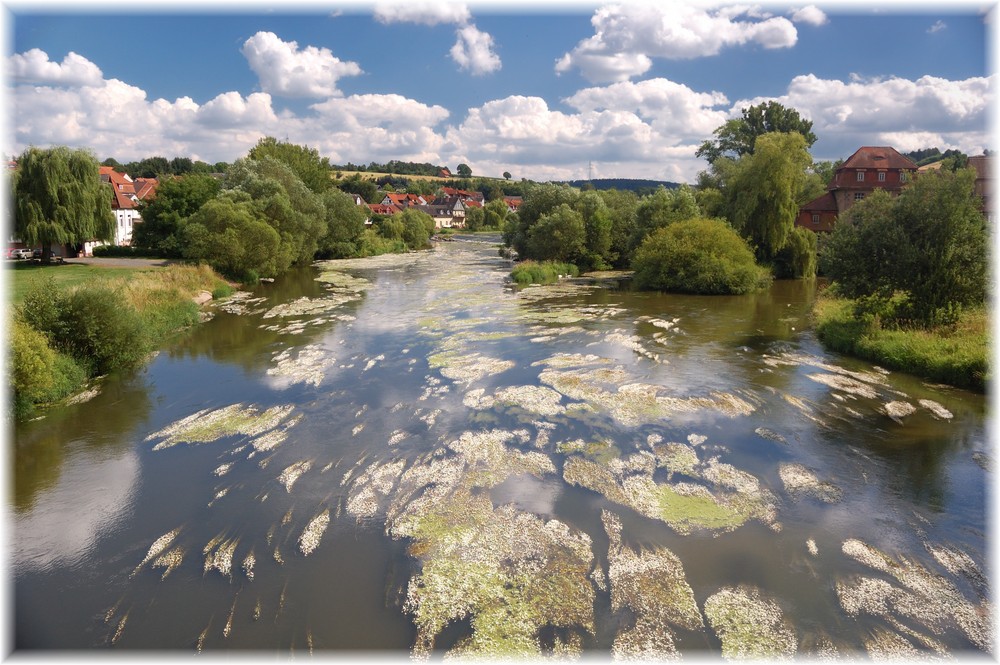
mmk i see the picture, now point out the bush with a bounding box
[632,218,771,294]
[510,260,579,285]
[9,317,87,420]
[21,281,151,376]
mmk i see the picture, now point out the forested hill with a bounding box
[561,178,681,193]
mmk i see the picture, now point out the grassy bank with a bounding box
[10,263,231,420]
[510,260,580,285]
[812,295,988,393]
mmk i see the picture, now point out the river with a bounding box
[11,235,990,657]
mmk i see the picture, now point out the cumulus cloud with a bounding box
[373,1,471,26]
[240,31,362,98]
[372,2,500,75]
[556,3,799,83]
[790,5,828,26]
[8,48,104,87]
[730,72,995,160]
[451,24,502,75]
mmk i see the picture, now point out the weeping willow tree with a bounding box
[12,146,114,261]
[724,132,812,264]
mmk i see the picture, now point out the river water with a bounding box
[11,235,990,657]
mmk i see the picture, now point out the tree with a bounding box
[483,198,509,230]
[696,101,817,163]
[503,171,512,180]
[12,146,114,261]
[398,208,435,249]
[247,136,333,194]
[725,132,812,263]
[630,185,701,254]
[223,156,326,271]
[773,226,817,279]
[182,194,282,281]
[338,175,378,203]
[318,188,368,258]
[632,218,770,295]
[526,204,586,263]
[133,174,221,256]
[822,168,987,326]
[456,163,473,178]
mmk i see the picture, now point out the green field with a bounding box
[7,262,160,303]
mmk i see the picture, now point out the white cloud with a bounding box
[790,5,828,26]
[557,3,799,83]
[450,24,501,75]
[8,48,104,87]
[730,72,995,161]
[928,20,947,34]
[373,1,471,26]
[240,31,362,98]
[372,2,500,76]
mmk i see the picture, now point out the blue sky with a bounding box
[4,1,994,183]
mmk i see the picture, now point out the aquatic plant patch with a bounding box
[704,585,797,660]
[602,510,703,659]
[145,403,297,450]
[836,538,992,653]
[778,463,843,503]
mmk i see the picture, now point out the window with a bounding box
[856,171,865,182]
[854,192,865,201]
[900,172,908,182]
[812,214,820,225]
[878,172,886,182]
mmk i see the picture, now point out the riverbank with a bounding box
[812,295,988,393]
[10,262,231,420]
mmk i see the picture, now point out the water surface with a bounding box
[13,236,990,657]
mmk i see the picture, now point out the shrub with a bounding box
[510,260,579,285]
[632,218,771,294]
[9,317,86,419]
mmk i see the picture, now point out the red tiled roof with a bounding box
[367,203,400,215]
[841,146,918,171]
[133,177,159,200]
[799,191,837,212]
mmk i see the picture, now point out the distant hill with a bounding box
[561,178,681,193]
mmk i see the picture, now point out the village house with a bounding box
[380,192,428,208]
[415,195,468,229]
[503,196,523,213]
[98,166,159,251]
[795,146,918,233]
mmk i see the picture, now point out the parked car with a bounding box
[8,248,32,260]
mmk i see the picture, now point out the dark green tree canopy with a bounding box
[133,174,221,256]
[696,101,817,163]
[456,163,473,178]
[13,146,114,258]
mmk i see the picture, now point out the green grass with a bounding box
[8,262,158,304]
[510,260,579,285]
[813,295,989,392]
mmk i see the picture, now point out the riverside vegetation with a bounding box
[10,264,231,420]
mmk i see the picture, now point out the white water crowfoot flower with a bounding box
[837,538,992,654]
[132,527,182,577]
[298,509,331,556]
[602,510,701,659]
[704,585,797,660]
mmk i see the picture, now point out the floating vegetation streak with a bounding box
[14,237,989,658]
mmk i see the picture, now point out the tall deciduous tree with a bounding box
[133,174,221,256]
[696,101,817,163]
[725,132,812,263]
[13,146,114,261]
[456,163,473,178]
[247,136,333,194]
[822,168,987,326]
